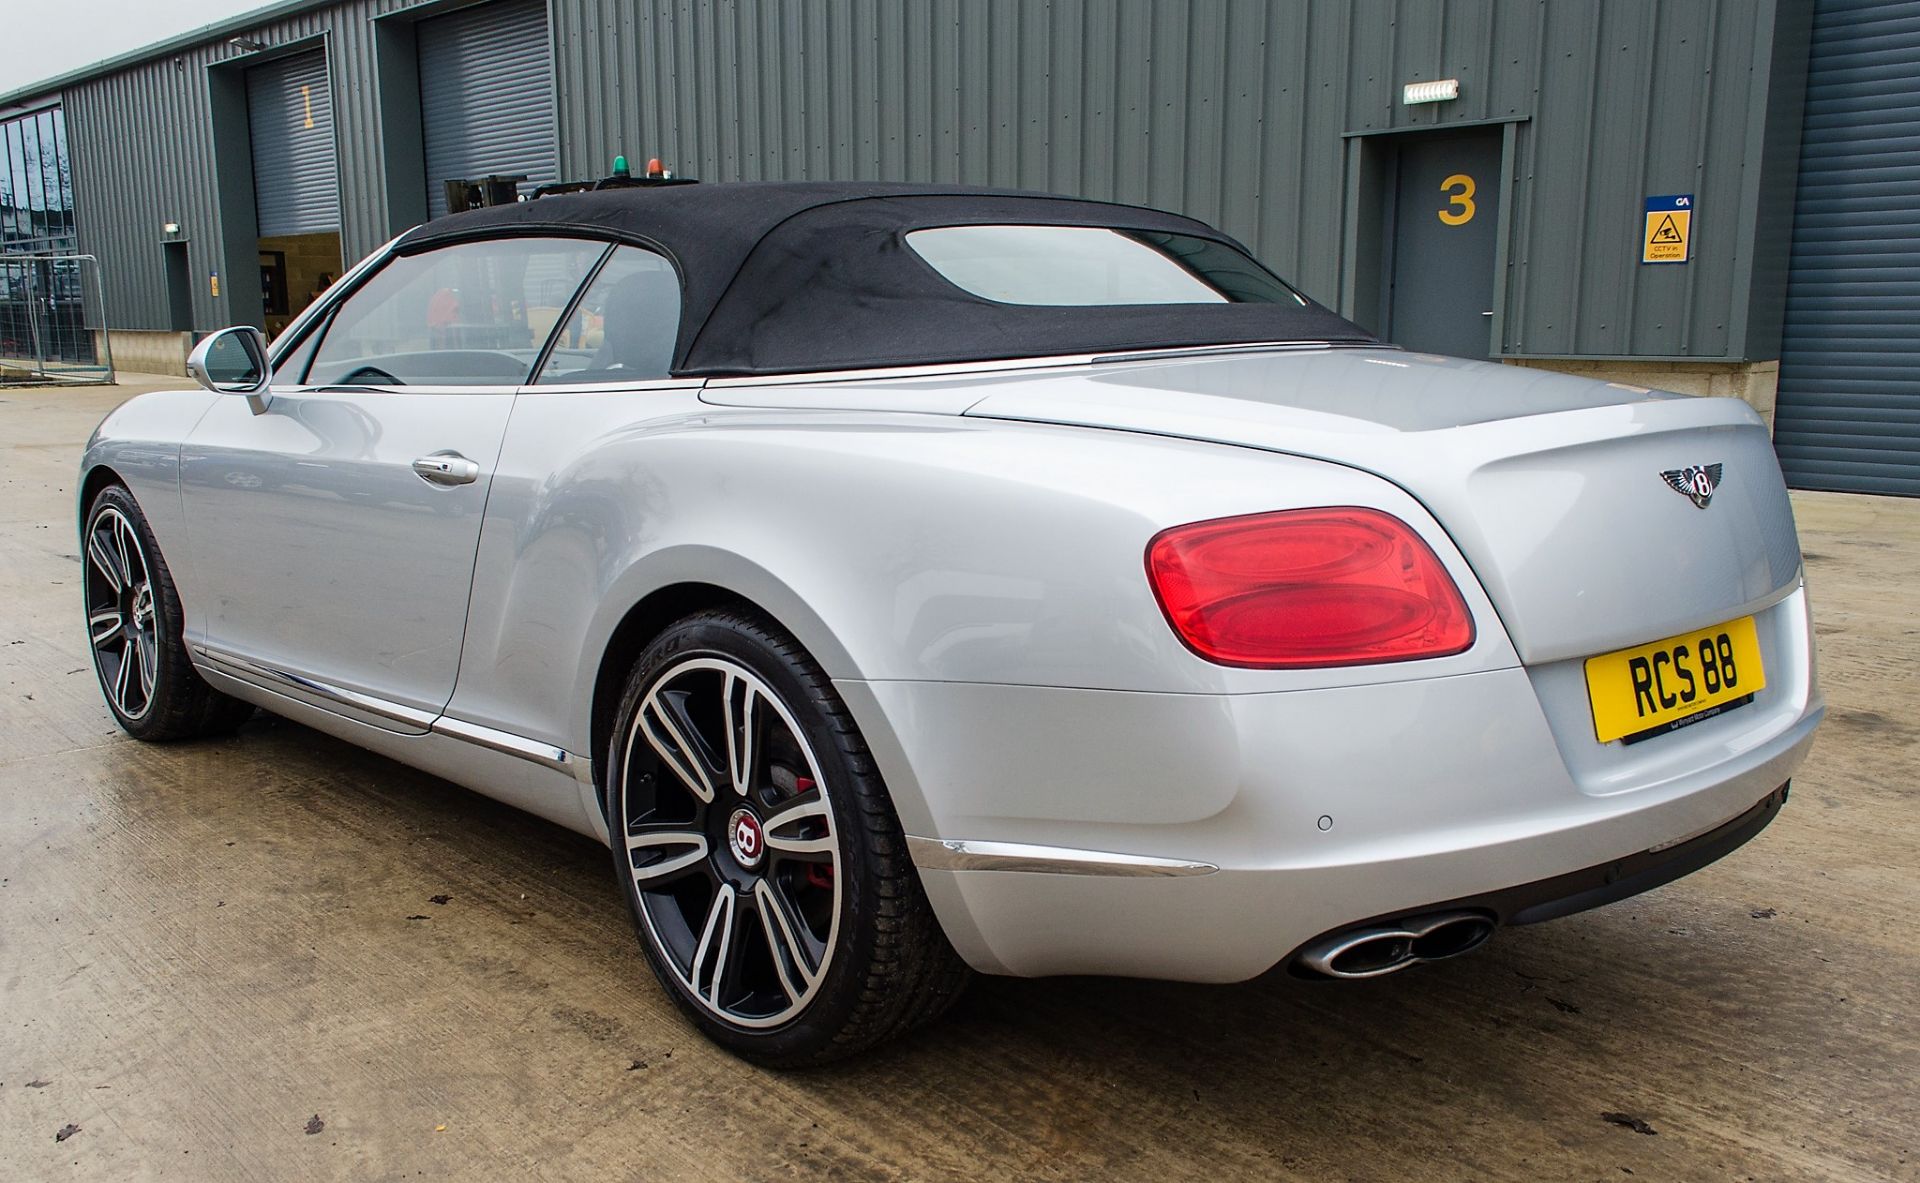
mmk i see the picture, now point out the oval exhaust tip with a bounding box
[1294,910,1496,979]
[1324,935,1416,978]
[1411,916,1496,962]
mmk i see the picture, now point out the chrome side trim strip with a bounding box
[701,340,1364,388]
[193,645,437,729]
[193,645,582,774]
[430,715,574,774]
[905,836,1218,877]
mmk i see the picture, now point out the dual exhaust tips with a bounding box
[1294,910,1497,979]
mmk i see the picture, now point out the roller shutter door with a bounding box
[247,50,339,236]
[419,0,558,218]
[1774,0,1920,496]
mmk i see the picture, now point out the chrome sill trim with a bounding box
[194,645,437,729]
[906,836,1218,877]
[431,715,574,773]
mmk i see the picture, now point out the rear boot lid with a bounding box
[963,347,1803,664]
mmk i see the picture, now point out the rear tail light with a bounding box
[1145,507,1475,669]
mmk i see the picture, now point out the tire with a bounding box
[607,608,970,1066]
[82,484,255,742]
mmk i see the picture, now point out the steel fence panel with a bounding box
[0,253,114,385]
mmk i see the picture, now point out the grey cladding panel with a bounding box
[39,0,1803,353]
[248,50,340,237]
[1774,0,1920,496]
[420,0,558,218]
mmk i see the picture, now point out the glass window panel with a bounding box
[51,111,73,223]
[305,236,603,388]
[906,225,1307,307]
[535,247,681,383]
[3,120,25,245]
[19,117,43,240]
[37,112,61,244]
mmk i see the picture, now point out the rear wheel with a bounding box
[82,484,254,741]
[608,608,969,1066]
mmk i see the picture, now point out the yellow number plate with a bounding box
[1584,616,1765,744]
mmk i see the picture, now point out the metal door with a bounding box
[1773,0,1920,497]
[246,50,339,237]
[1385,128,1503,359]
[180,390,515,729]
[177,236,602,728]
[418,0,557,218]
[163,241,192,332]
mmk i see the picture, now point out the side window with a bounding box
[305,237,604,388]
[535,247,681,384]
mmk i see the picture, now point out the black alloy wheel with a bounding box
[82,484,254,741]
[84,501,160,723]
[608,609,969,1065]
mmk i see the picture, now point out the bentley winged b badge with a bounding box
[1661,463,1724,509]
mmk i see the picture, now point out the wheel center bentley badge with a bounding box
[1661,463,1724,508]
[728,808,765,869]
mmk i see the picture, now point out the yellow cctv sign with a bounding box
[1643,194,1692,264]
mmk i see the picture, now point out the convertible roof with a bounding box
[394,181,1375,376]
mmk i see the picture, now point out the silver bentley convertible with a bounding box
[80,182,1822,1064]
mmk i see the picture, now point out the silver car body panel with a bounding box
[959,349,1804,664]
[177,387,516,725]
[80,265,1821,982]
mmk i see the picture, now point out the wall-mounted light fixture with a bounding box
[163,222,181,235]
[228,37,267,52]
[1402,79,1461,106]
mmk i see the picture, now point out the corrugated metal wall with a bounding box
[37,0,1801,352]
[58,0,408,331]
[552,0,1800,361]
[420,0,559,217]
[1773,0,1920,497]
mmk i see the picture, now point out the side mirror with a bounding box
[187,326,272,397]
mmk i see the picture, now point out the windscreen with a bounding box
[906,225,1309,307]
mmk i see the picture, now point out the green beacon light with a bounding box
[612,154,630,179]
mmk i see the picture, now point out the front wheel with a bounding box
[608,609,969,1066]
[82,484,254,741]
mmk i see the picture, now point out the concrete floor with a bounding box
[2,377,1915,1182]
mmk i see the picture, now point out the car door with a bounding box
[179,235,606,730]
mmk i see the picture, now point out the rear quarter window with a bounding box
[905,225,1308,307]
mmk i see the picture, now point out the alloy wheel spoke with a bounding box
[87,532,127,591]
[762,794,834,859]
[690,885,738,1009]
[88,608,123,649]
[113,516,141,587]
[136,629,157,702]
[625,828,710,887]
[639,690,716,803]
[722,673,758,799]
[112,635,137,710]
[753,879,823,1004]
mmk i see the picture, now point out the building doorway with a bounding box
[162,240,193,332]
[1379,126,1504,359]
[245,49,341,336]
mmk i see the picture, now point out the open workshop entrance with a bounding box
[245,49,341,336]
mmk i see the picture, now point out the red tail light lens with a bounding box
[1145,507,1475,669]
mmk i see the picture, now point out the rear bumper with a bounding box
[839,590,1822,982]
[1448,781,1788,929]
[1278,781,1788,977]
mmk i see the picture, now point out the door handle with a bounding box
[412,452,481,486]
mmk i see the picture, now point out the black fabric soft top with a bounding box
[394,181,1375,377]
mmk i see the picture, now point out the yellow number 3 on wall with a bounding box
[1438,173,1476,226]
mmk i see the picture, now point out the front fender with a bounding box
[77,388,221,629]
